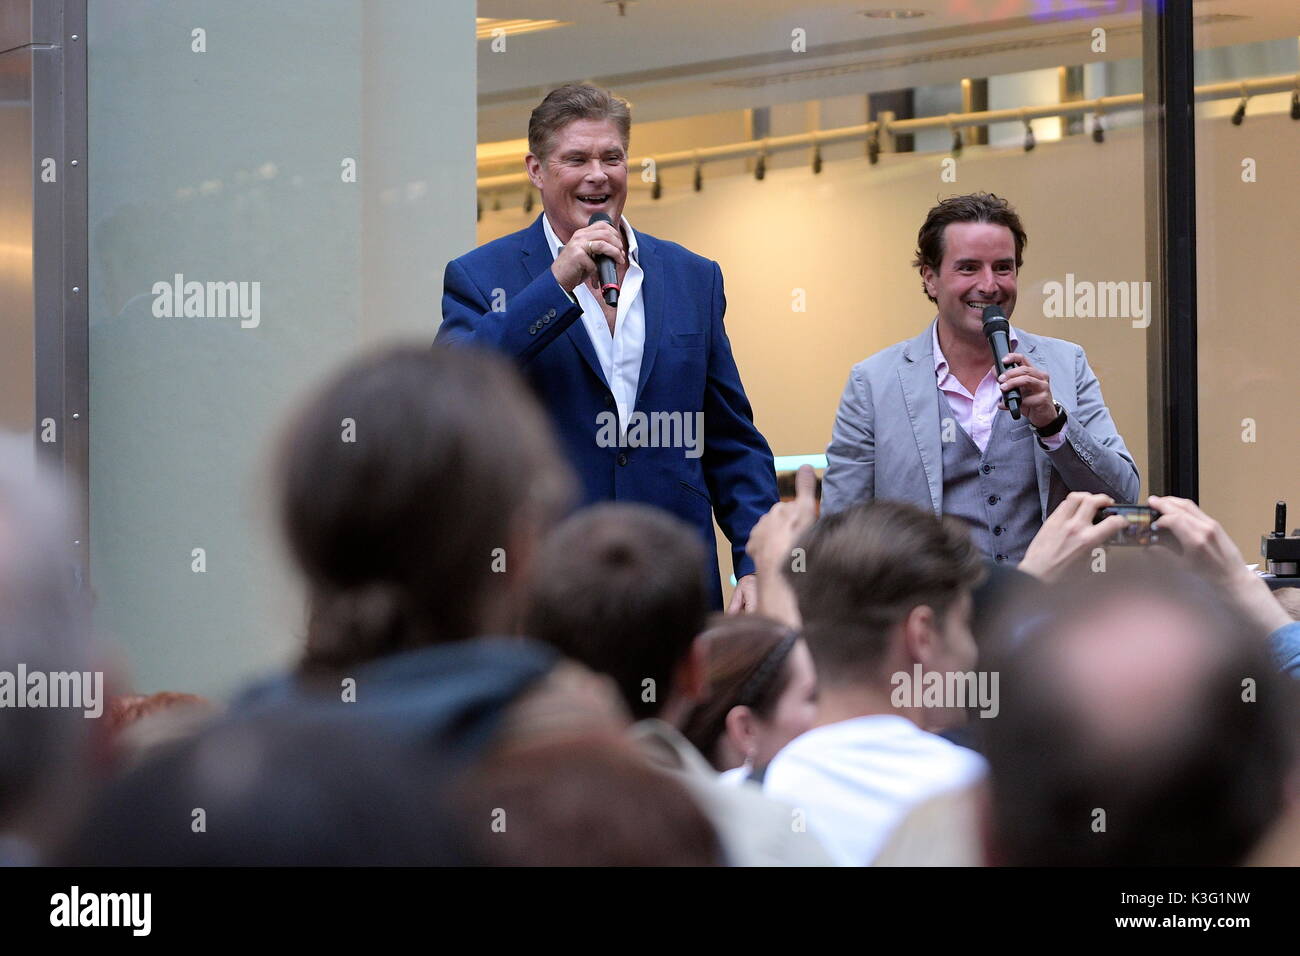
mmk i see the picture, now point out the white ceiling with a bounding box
[476,0,1300,140]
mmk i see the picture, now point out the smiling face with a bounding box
[524,118,628,244]
[922,221,1019,340]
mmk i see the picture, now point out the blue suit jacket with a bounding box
[437,216,778,607]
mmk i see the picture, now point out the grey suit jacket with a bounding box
[822,322,1140,519]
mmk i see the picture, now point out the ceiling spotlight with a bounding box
[1232,85,1247,126]
[755,151,767,181]
[651,176,662,200]
[812,142,823,174]
[1290,87,1299,120]
[523,190,534,213]
[693,160,703,192]
[950,120,963,157]
[867,130,881,165]
[1091,111,1105,144]
[476,197,482,222]
[1023,118,1035,152]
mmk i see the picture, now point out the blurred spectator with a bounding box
[764,499,988,865]
[0,434,106,865]
[1147,495,1299,678]
[66,710,474,865]
[527,503,833,865]
[982,551,1295,865]
[70,346,660,865]
[276,344,573,672]
[680,615,817,783]
[109,692,220,770]
[457,731,721,866]
[1273,587,1300,622]
[252,344,627,750]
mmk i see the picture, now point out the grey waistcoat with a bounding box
[937,390,1042,564]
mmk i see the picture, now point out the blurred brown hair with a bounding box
[457,732,721,866]
[525,503,709,720]
[277,344,575,674]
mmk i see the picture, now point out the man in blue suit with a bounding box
[437,84,777,611]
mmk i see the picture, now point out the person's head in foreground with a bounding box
[788,499,986,732]
[456,731,722,866]
[525,502,710,724]
[0,435,101,864]
[982,551,1297,866]
[681,615,818,778]
[276,344,575,674]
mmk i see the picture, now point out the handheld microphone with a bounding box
[587,212,620,307]
[982,304,1021,420]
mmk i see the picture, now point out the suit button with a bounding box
[993,526,1003,536]
[987,494,999,506]
[542,315,551,324]
[995,553,1007,562]
[981,464,992,474]
[617,453,628,466]
[546,308,556,318]
[528,325,537,335]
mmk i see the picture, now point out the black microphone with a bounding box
[587,212,620,307]
[982,304,1021,420]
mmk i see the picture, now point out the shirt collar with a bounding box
[542,213,639,264]
[932,318,1019,379]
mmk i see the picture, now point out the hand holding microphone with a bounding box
[550,214,625,297]
[586,212,622,307]
[982,304,1021,420]
[982,304,1059,428]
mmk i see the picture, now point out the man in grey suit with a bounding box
[822,193,1138,566]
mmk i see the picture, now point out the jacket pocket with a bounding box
[679,479,711,504]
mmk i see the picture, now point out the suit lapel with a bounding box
[633,231,663,409]
[520,215,608,388]
[898,325,943,514]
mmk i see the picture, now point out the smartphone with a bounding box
[1094,504,1159,546]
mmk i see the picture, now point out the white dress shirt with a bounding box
[543,214,646,440]
[931,320,1064,453]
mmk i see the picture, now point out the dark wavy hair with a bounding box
[276,344,575,674]
[912,192,1028,303]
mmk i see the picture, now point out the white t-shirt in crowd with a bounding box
[763,714,987,866]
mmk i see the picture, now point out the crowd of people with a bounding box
[1,344,1297,867]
